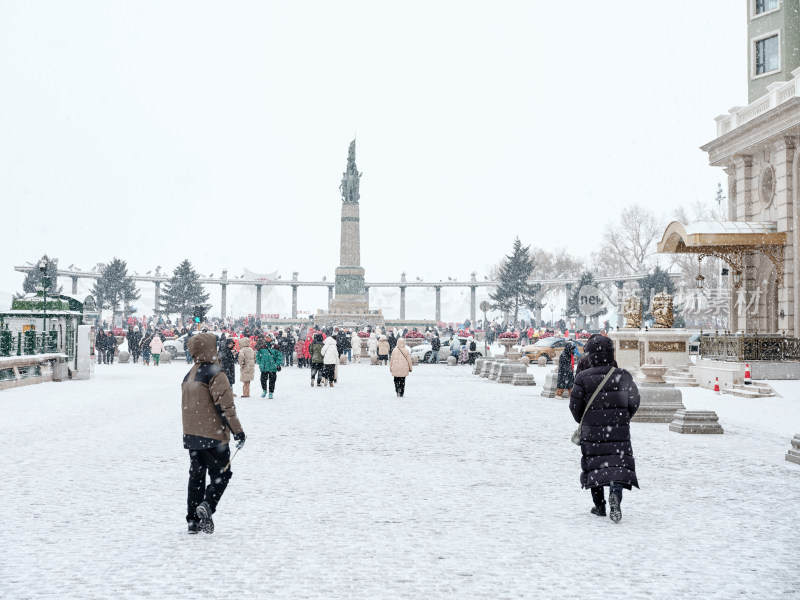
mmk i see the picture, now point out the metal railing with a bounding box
[700,332,800,362]
[0,330,58,357]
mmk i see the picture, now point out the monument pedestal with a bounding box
[786,435,800,465]
[608,329,641,371]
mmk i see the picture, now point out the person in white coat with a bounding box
[367,332,378,361]
[351,330,362,362]
[321,335,339,387]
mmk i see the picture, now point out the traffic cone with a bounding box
[744,364,752,385]
[713,377,720,394]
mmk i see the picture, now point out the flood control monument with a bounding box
[315,140,384,328]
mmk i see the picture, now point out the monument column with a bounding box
[328,285,334,310]
[71,276,78,295]
[255,285,262,318]
[400,286,406,320]
[435,286,442,323]
[292,285,298,319]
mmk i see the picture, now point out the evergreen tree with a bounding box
[17,255,62,297]
[91,258,140,325]
[566,271,608,326]
[638,265,684,326]
[160,259,209,323]
[489,237,542,324]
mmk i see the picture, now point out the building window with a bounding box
[755,35,779,75]
[755,0,779,14]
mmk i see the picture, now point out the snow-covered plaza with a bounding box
[3,359,799,599]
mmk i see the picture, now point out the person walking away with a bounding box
[467,336,479,365]
[389,337,413,397]
[182,332,246,534]
[237,336,256,397]
[321,334,339,387]
[556,341,577,398]
[569,335,638,523]
[377,335,390,366]
[95,328,107,364]
[309,333,325,386]
[367,332,378,362]
[351,329,362,362]
[387,331,397,355]
[294,337,306,368]
[128,326,142,364]
[341,329,352,362]
[105,331,117,364]
[256,334,283,398]
[183,329,195,364]
[429,333,440,364]
[150,331,165,366]
[279,330,294,368]
[450,335,461,360]
[220,338,238,396]
[141,330,153,365]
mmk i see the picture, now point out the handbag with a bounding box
[571,367,617,445]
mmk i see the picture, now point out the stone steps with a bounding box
[663,371,699,387]
[723,382,777,398]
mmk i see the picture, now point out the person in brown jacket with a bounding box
[389,337,413,397]
[182,333,246,534]
[237,337,256,397]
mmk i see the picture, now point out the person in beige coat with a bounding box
[237,337,256,397]
[389,337,413,397]
[377,335,390,365]
[351,330,362,361]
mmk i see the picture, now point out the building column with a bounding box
[364,285,370,311]
[154,281,161,315]
[775,137,796,335]
[564,283,572,327]
[328,286,334,310]
[71,276,78,295]
[220,284,227,319]
[400,286,406,320]
[255,285,262,317]
[469,286,476,325]
[291,285,298,319]
[616,281,625,329]
[435,286,442,323]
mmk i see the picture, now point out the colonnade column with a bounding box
[435,286,441,323]
[255,285,262,318]
[564,283,572,327]
[154,281,161,315]
[616,281,625,329]
[400,286,406,320]
[71,276,78,295]
[291,285,298,319]
[469,286,476,325]
[328,286,334,310]
[220,270,228,320]
[364,285,370,311]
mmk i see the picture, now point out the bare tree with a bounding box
[596,204,661,276]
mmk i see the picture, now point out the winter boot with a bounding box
[268,392,273,399]
[329,381,334,388]
[609,492,622,523]
[261,390,267,398]
[196,501,214,534]
[187,520,199,534]
[590,503,607,517]
[310,379,314,387]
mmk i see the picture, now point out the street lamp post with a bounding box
[38,260,49,351]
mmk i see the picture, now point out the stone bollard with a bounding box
[339,355,347,365]
[159,351,172,363]
[473,357,490,375]
[786,435,800,465]
[518,355,530,366]
[540,369,559,397]
[511,373,536,386]
[497,363,527,383]
[370,355,379,365]
[447,356,458,366]
[118,350,130,364]
[669,409,724,434]
[410,355,419,366]
[537,355,548,367]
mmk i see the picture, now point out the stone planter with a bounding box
[404,338,424,349]
[498,338,519,355]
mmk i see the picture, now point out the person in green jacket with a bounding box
[256,333,283,398]
[309,332,325,387]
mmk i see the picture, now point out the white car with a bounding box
[409,336,483,363]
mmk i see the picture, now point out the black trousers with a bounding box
[322,364,335,382]
[131,349,140,363]
[260,370,277,393]
[283,350,293,366]
[105,349,115,364]
[187,445,232,522]
[393,376,406,396]
[311,362,323,382]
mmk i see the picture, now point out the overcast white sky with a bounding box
[0,1,747,317]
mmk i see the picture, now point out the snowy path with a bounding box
[2,360,799,599]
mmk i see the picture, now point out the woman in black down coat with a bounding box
[219,338,238,396]
[556,341,577,397]
[569,335,639,523]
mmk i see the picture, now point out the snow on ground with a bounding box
[2,358,799,599]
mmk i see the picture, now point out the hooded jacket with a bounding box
[321,336,339,364]
[389,338,413,377]
[237,336,256,382]
[182,333,243,449]
[256,341,283,373]
[569,335,640,490]
[377,336,390,356]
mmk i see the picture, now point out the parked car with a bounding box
[522,337,585,363]
[409,336,484,363]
